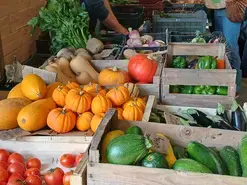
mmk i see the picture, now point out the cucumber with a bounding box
[219,146,242,176]
[239,135,247,177]
[173,145,188,159]
[107,134,152,165]
[173,158,212,174]
[187,141,228,175]
[125,126,143,135]
[142,152,168,169]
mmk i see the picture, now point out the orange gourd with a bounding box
[47,108,76,133]
[76,112,94,131]
[98,67,131,86]
[21,74,47,101]
[123,97,146,110]
[83,83,107,97]
[106,86,130,107]
[124,83,139,98]
[66,81,80,89]
[91,94,112,115]
[45,82,63,98]
[7,83,28,100]
[52,85,69,107]
[117,108,124,120]
[123,103,144,121]
[91,114,104,133]
[65,88,92,114]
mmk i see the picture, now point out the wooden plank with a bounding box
[90,60,129,72]
[88,162,247,185]
[0,33,4,82]
[142,95,156,122]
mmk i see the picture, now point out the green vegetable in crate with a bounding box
[126,126,143,135]
[191,30,206,43]
[142,152,169,169]
[193,85,216,95]
[181,86,194,94]
[219,146,242,177]
[170,85,181,93]
[187,141,228,175]
[107,134,152,165]
[173,158,212,174]
[239,135,247,177]
[197,56,217,69]
[183,109,214,127]
[149,109,166,123]
[173,145,188,159]
[216,86,228,95]
[172,57,187,68]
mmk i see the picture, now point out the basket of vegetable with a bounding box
[161,43,236,108]
[87,108,247,185]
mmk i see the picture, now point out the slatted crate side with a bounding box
[88,109,247,185]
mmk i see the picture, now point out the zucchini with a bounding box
[142,152,168,169]
[173,145,188,159]
[187,141,228,175]
[173,158,212,174]
[183,109,214,127]
[125,126,143,135]
[219,146,242,176]
[239,135,247,177]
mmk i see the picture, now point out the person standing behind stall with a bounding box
[82,0,129,35]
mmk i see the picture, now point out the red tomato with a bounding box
[60,154,75,168]
[24,168,40,178]
[7,179,24,185]
[25,175,42,185]
[63,171,73,185]
[7,162,26,176]
[8,173,24,182]
[25,158,41,170]
[8,153,24,165]
[0,161,8,170]
[75,153,84,166]
[0,168,8,182]
[44,167,64,185]
[0,181,6,185]
[0,150,10,163]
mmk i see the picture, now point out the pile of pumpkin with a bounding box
[0,74,147,133]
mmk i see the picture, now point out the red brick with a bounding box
[10,8,30,31]
[0,16,11,38]
[0,0,31,18]
[4,48,21,65]
[19,40,35,62]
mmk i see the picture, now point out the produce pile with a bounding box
[0,148,84,185]
[150,102,247,131]
[0,74,147,133]
[102,125,247,178]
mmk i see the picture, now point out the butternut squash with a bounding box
[69,56,99,85]
[45,82,64,98]
[0,98,32,130]
[21,74,47,101]
[17,98,57,132]
[7,83,27,99]
[55,57,76,79]
[75,48,93,61]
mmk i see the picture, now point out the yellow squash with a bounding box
[7,83,27,100]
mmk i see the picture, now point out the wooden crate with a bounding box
[87,109,247,185]
[161,43,236,108]
[142,95,231,122]
[0,135,90,185]
[90,59,164,100]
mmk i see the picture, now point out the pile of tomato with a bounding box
[0,149,84,185]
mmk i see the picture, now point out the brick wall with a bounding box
[0,0,47,65]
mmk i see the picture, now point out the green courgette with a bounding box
[239,135,247,177]
[125,126,143,135]
[172,145,188,159]
[142,152,168,169]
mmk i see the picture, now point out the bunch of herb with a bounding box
[28,0,90,54]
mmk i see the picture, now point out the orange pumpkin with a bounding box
[91,114,104,133]
[83,83,107,97]
[117,108,124,120]
[65,88,92,114]
[66,81,80,89]
[123,98,146,110]
[47,108,76,133]
[21,74,47,101]
[45,82,63,98]
[123,103,144,121]
[106,86,130,107]
[91,94,112,115]
[52,85,69,107]
[98,67,131,86]
[76,112,94,131]
[141,96,148,102]
[124,83,139,98]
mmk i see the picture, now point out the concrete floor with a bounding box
[239,79,247,104]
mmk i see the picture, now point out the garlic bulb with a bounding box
[226,0,247,22]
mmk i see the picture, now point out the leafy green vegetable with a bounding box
[28,0,90,54]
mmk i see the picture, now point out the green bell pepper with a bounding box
[216,86,228,95]
[193,85,216,95]
[172,56,187,68]
[181,86,194,94]
[170,85,181,93]
[197,56,217,69]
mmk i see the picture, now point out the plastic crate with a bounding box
[170,32,213,42]
[152,10,207,34]
[96,34,126,47]
[112,5,144,29]
[141,1,164,20]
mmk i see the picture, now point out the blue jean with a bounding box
[214,9,242,92]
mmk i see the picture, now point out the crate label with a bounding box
[145,132,170,154]
[164,111,181,125]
